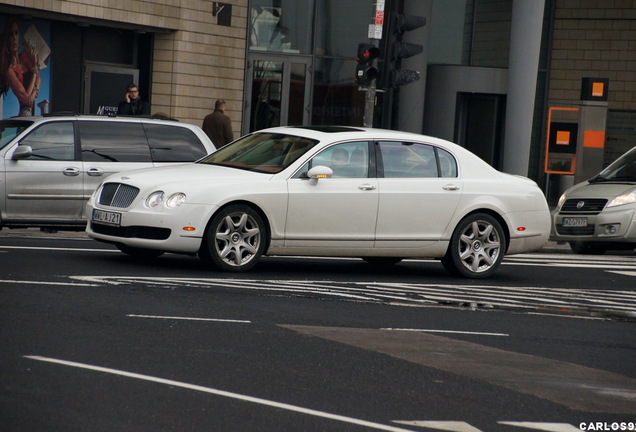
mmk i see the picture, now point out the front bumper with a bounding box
[552,206,636,244]
[86,202,216,254]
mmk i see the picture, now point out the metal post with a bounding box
[363,85,376,128]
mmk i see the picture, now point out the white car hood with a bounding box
[111,163,270,188]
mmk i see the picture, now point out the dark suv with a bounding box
[0,115,216,230]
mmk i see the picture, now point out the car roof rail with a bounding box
[43,112,83,117]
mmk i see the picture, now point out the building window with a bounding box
[249,0,314,54]
[314,0,374,57]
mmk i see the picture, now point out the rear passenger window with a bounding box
[79,121,152,162]
[378,141,458,178]
[145,124,208,162]
[438,148,458,178]
[20,122,76,161]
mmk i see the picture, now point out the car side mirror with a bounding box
[11,145,33,160]
[307,165,333,180]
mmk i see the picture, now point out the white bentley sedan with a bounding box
[86,126,550,278]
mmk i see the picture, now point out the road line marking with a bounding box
[0,279,97,287]
[127,314,251,323]
[24,355,418,432]
[393,420,483,431]
[607,270,636,277]
[0,245,117,253]
[380,328,509,337]
[498,422,581,431]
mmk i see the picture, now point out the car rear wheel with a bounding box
[441,213,505,278]
[200,204,266,272]
[568,241,606,255]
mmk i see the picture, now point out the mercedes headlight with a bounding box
[607,189,636,208]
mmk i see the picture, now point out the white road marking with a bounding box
[0,245,117,253]
[24,355,418,432]
[68,276,636,317]
[393,420,483,432]
[392,422,582,432]
[380,328,509,337]
[0,279,96,287]
[608,270,636,277]
[498,422,581,431]
[127,314,251,323]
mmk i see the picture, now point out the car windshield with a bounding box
[199,132,319,173]
[592,146,636,182]
[0,120,33,149]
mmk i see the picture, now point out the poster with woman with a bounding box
[0,15,51,119]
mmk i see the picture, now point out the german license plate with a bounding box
[562,217,587,228]
[92,209,121,227]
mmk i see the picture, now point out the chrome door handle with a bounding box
[443,184,460,191]
[358,184,376,191]
[87,167,104,176]
[63,167,80,176]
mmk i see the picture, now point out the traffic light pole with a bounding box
[363,79,377,128]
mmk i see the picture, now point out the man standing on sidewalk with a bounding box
[202,98,234,149]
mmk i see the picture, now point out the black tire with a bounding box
[117,244,164,258]
[362,257,403,266]
[441,213,505,278]
[199,204,266,272]
[569,241,606,255]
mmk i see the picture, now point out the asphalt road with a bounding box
[1,229,635,432]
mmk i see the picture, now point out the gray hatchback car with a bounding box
[552,145,636,254]
[0,115,215,231]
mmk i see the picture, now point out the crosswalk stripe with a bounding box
[498,422,581,431]
[70,274,636,319]
[393,421,482,431]
[391,421,582,431]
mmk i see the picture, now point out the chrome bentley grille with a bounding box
[98,183,140,208]
[560,198,607,215]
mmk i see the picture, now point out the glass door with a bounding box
[243,54,312,134]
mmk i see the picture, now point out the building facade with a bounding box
[1,0,635,202]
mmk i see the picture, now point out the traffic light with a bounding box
[381,13,426,88]
[355,43,380,86]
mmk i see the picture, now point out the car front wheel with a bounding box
[442,213,505,278]
[200,204,266,272]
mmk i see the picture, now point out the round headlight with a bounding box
[145,191,164,208]
[165,193,187,208]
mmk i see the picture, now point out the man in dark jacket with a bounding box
[117,84,149,116]
[202,99,233,148]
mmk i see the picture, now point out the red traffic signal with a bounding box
[357,43,380,64]
[355,43,380,86]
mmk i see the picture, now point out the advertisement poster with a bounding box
[0,15,51,119]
